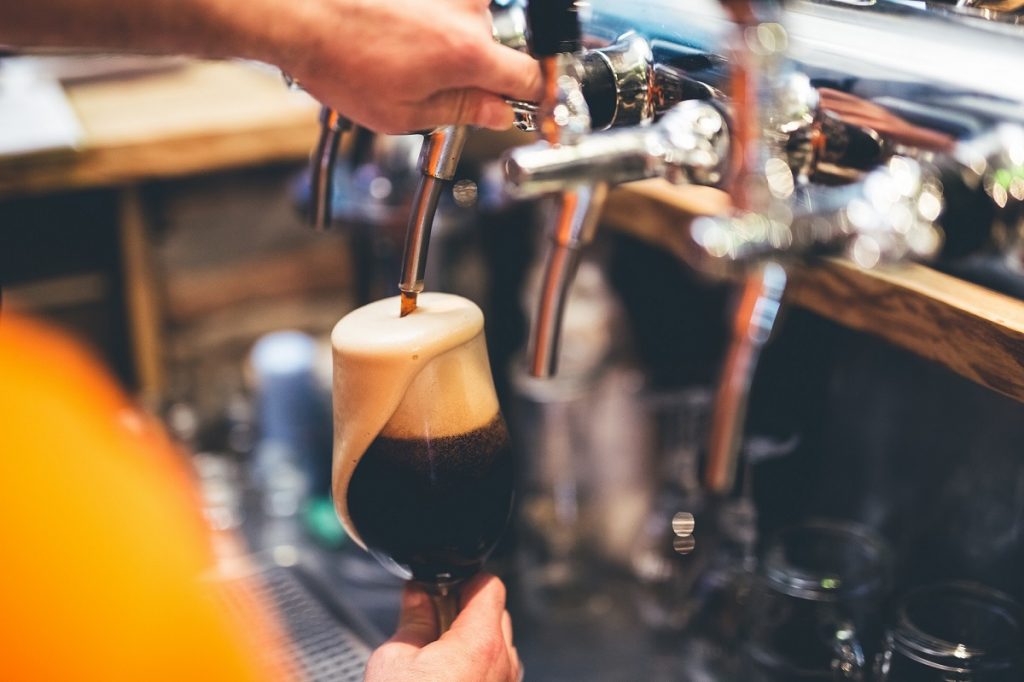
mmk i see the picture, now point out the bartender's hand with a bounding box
[276,0,541,134]
[365,574,523,682]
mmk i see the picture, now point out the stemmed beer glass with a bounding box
[331,293,514,632]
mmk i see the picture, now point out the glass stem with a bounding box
[428,584,459,636]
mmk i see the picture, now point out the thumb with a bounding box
[390,583,438,648]
[420,88,514,131]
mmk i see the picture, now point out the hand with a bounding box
[277,0,542,134]
[364,574,522,682]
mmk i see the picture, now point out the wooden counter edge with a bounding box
[604,180,1024,403]
[0,118,317,198]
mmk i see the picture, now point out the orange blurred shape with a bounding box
[0,316,287,682]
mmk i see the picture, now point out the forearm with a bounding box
[0,0,309,66]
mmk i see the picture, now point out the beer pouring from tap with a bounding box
[331,294,513,636]
[398,125,469,317]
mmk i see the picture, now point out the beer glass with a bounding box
[740,520,891,681]
[874,582,1023,681]
[331,294,514,633]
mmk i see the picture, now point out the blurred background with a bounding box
[2,27,1024,682]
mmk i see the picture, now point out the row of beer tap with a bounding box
[303,0,1024,499]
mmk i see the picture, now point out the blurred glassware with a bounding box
[192,452,244,531]
[513,254,657,617]
[629,387,714,633]
[874,581,1024,682]
[741,520,891,681]
[249,331,332,518]
[511,368,610,616]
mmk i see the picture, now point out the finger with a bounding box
[390,583,438,648]
[500,610,514,650]
[449,573,506,636]
[416,89,515,130]
[511,646,523,682]
[472,44,543,102]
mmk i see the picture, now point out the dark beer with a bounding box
[346,415,514,585]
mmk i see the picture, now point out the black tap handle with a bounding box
[526,0,581,57]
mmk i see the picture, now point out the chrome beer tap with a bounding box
[398,125,469,316]
[302,1,531,313]
[503,1,947,494]
[308,107,353,230]
[523,0,601,377]
[397,1,540,315]
[521,0,676,377]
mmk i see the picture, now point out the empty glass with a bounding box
[875,581,1023,681]
[741,520,891,681]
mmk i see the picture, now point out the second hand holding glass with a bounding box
[332,293,514,635]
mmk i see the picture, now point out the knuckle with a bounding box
[446,29,486,64]
[451,92,474,125]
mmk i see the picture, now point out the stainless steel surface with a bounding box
[417,124,468,182]
[393,0,530,311]
[505,0,1016,496]
[528,182,609,377]
[491,0,530,52]
[396,125,469,313]
[212,559,374,681]
[686,157,945,276]
[588,31,656,130]
[505,100,730,196]
[397,173,444,305]
[706,263,788,495]
[523,16,612,377]
[309,107,352,231]
[672,511,696,537]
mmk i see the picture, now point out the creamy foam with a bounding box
[331,293,500,547]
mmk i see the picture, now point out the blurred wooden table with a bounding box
[0,61,320,400]
[603,180,1024,403]
[0,61,319,197]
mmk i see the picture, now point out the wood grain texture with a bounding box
[603,180,1024,403]
[118,188,165,401]
[0,62,319,197]
[165,241,353,323]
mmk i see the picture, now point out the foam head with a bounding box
[330,293,500,546]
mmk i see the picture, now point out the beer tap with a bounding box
[398,125,469,316]
[396,1,542,316]
[521,0,597,377]
[503,2,946,495]
[304,1,530,313]
[703,0,797,496]
[522,0,667,377]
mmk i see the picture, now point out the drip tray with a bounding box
[213,555,376,681]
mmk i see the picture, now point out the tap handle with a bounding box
[503,100,730,197]
[526,0,582,57]
[685,156,945,277]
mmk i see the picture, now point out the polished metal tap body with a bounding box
[502,0,1024,497]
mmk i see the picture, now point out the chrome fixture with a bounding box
[397,125,469,315]
[503,0,1024,494]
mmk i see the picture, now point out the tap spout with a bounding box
[705,262,787,494]
[528,182,609,377]
[398,125,469,316]
[309,107,353,230]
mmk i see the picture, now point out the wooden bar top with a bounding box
[0,61,319,197]
[604,180,1024,403]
